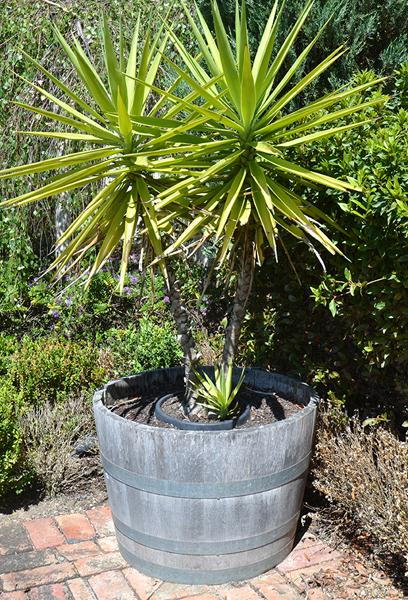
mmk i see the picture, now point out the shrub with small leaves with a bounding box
[10,336,107,405]
[20,394,98,497]
[303,67,408,381]
[104,318,182,377]
[0,378,31,498]
[240,66,408,422]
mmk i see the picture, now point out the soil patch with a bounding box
[110,385,304,428]
[0,472,107,522]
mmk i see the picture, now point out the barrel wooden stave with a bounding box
[115,528,295,570]
[105,476,305,544]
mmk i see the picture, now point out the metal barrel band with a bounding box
[112,512,299,556]
[101,451,311,499]
[117,539,294,585]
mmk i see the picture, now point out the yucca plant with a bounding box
[0,0,383,414]
[146,0,384,380]
[0,17,173,290]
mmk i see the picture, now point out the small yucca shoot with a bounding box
[193,364,245,420]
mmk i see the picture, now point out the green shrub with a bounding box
[0,378,31,498]
[302,68,408,375]
[0,333,18,376]
[105,319,183,377]
[0,335,110,498]
[0,211,39,317]
[10,337,106,405]
[0,319,182,497]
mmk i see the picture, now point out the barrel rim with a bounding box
[93,367,319,436]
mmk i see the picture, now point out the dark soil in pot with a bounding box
[109,384,303,429]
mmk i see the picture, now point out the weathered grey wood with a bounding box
[93,367,319,584]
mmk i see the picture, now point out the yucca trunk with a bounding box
[167,233,255,412]
[222,232,256,367]
[166,267,200,412]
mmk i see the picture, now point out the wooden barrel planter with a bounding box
[93,367,319,584]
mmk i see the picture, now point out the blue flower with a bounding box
[163,295,170,304]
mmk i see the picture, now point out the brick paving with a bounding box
[0,504,403,599]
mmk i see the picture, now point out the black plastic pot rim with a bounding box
[155,393,251,431]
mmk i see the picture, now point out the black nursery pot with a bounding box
[93,366,319,585]
[155,392,251,431]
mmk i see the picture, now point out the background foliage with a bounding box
[197,0,408,94]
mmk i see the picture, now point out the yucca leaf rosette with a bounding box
[151,0,384,270]
[137,0,383,366]
[0,16,201,290]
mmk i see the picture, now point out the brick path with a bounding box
[0,504,402,599]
